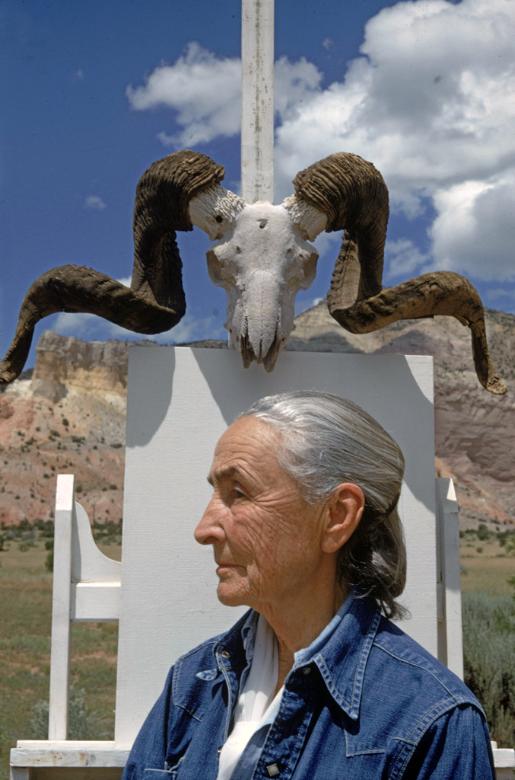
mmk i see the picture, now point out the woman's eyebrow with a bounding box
[207,465,240,486]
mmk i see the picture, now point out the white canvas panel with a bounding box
[115,347,435,743]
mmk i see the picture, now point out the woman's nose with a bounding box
[194,496,225,546]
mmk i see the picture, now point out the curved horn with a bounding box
[288,152,506,395]
[329,240,506,395]
[0,150,226,385]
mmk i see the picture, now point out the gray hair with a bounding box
[241,391,407,619]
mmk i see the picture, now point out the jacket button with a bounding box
[220,649,231,659]
[266,763,280,777]
[302,666,312,675]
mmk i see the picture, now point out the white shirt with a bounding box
[216,597,352,780]
[216,614,283,780]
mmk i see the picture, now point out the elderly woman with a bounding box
[123,391,494,779]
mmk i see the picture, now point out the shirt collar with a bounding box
[215,594,381,721]
[293,593,355,667]
[309,594,381,720]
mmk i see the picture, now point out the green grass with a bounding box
[462,592,515,747]
[461,534,515,595]
[0,542,119,780]
[460,534,515,747]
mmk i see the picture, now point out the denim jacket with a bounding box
[123,596,494,779]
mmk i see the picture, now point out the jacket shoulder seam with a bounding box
[372,641,474,703]
[392,701,488,778]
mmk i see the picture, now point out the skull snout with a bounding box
[238,271,287,371]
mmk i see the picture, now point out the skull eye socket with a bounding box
[206,248,239,286]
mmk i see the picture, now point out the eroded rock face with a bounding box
[0,333,128,526]
[31,331,128,399]
[0,310,513,530]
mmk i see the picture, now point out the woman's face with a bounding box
[194,416,327,611]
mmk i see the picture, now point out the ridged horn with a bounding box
[328,240,506,395]
[291,152,506,395]
[0,150,225,385]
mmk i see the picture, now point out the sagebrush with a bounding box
[462,591,515,746]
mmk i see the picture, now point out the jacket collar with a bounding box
[214,595,381,722]
[310,595,381,720]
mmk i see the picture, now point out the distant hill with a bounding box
[0,305,513,530]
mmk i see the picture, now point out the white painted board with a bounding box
[241,0,275,203]
[115,347,436,742]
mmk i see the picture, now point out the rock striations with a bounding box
[0,307,513,529]
[0,332,127,526]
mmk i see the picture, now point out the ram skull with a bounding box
[203,203,317,370]
[0,149,506,394]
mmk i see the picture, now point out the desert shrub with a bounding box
[45,541,54,573]
[476,523,490,541]
[92,521,122,546]
[29,687,110,740]
[505,535,515,555]
[462,592,515,746]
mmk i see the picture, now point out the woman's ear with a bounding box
[321,483,365,554]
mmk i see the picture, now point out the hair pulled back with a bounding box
[242,391,407,619]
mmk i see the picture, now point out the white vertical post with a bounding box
[48,474,75,740]
[436,478,464,679]
[10,770,30,780]
[241,0,275,203]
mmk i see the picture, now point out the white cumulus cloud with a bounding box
[126,43,321,148]
[430,173,515,280]
[127,43,241,145]
[127,0,515,283]
[385,239,430,279]
[275,0,515,211]
[84,195,106,211]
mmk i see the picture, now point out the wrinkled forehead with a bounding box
[215,415,280,455]
[211,416,287,478]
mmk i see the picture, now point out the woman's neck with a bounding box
[259,579,346,695]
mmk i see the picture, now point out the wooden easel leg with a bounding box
[10,768,30,780]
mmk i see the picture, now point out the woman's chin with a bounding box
[216,582,249,607]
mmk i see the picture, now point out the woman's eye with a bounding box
[233,484,246,499]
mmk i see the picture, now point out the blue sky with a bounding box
[2,0,515,370]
